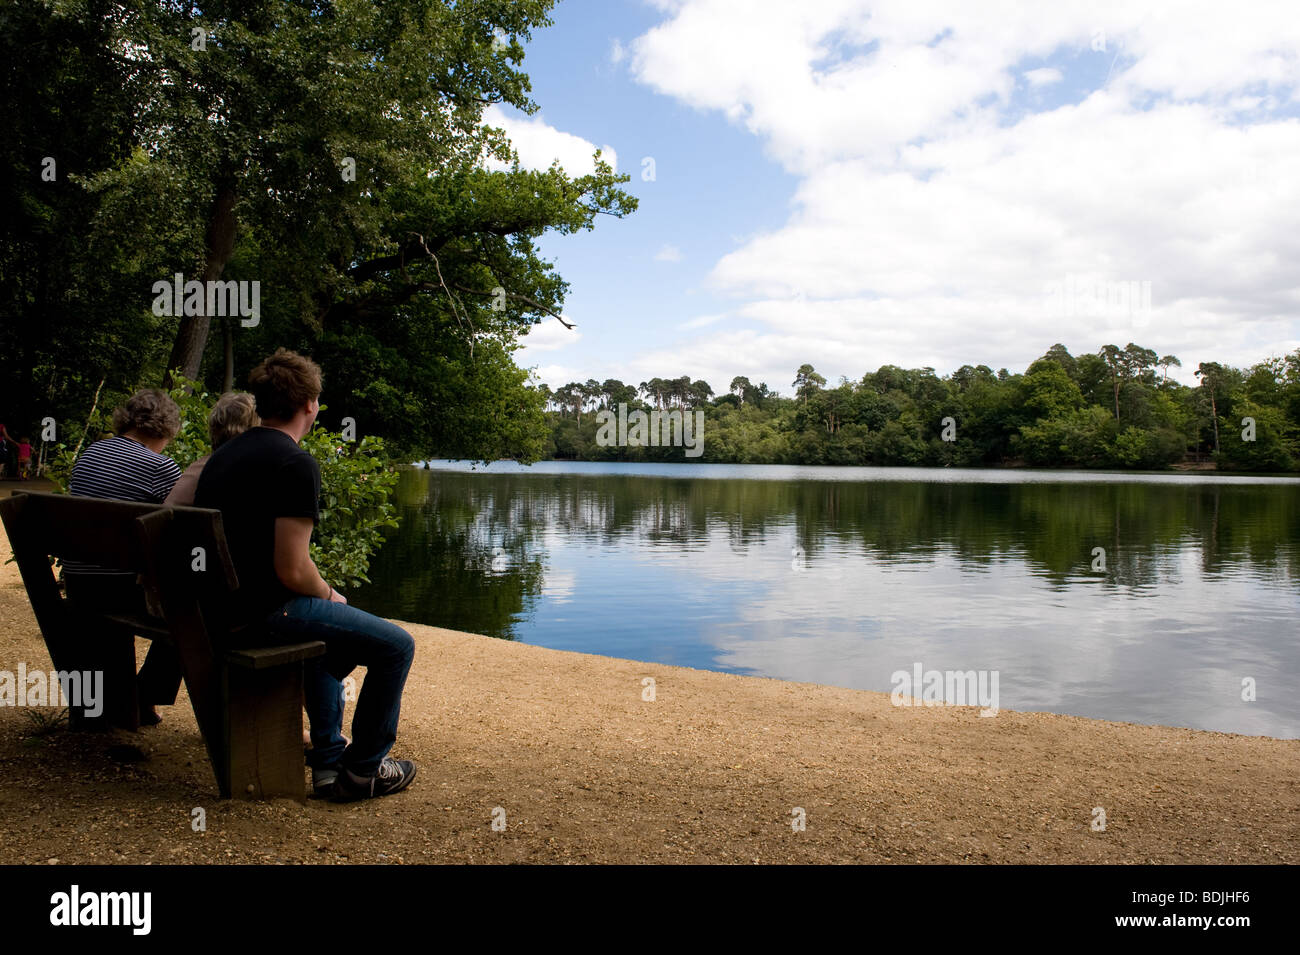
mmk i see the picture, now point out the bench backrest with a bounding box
[3,492,161,570]
[0,491,238,768]
[0,490,239,607]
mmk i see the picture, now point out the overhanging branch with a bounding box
[452,282,574,329]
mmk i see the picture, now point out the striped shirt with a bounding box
[65,435,182,575]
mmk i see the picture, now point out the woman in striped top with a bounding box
[66,389,183,725]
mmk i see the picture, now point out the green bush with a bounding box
[1027,406,1112,467]
[1110,426,1150,467]
[164,374,219,473]
[42,441,80,493]
[300,427,400,588]
[1214,401,1295,472]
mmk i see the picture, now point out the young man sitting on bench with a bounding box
[195,349,417,801]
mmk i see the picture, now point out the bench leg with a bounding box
[223,663,308,801]
[68,621,139,731]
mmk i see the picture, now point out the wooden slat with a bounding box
[102,612,171,640]
[167,504,241,592]
[1,491,158,568]
[226,641,326,670]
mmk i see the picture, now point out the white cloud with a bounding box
[619,0,1300,385]
[1024,66,1062,87]
[481,105,618,175]
[527,363,581,389]
[515,318,581,354]
[617,327,805,397]
[679,312,729,329]
[654,243,683,262]
[609,38,627,64]
[630,1,1300,172]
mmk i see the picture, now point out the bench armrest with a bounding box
[225,641,327,669]
[102,612,171,641]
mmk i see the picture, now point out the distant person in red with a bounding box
[17,437,32,480]
[0,421,15,479]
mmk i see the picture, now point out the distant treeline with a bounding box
[538,343,1300,470]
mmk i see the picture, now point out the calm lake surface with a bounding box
[351,461,1300,739]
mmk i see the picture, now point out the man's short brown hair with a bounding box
[247,349,323,422]
[112,389,182,441]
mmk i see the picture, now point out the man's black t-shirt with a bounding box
[194,426,320,624]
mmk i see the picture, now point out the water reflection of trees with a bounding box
[353,470,549,639]
[356,469,1300,635]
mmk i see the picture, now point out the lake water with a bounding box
[351,461,1300,739]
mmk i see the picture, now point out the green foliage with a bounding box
[0,0,628,475]
[164,373,219,473]
[1215,400,1295,471]
[300,428,401,589]
[1021,361,1084,419]
[42,441,80,494]
[544,343,1300,471]
[312,319,549,464]
[0,1,165,434]
[1111,426,1150,467]
[1016,406,1104,467]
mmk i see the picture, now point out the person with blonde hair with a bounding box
[165,392,260,506]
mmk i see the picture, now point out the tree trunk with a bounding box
[71,378,105,460]
[1210,392,1219,453]
[222,317,235,392]
[163,183,238,387]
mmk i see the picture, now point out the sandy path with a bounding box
[0,503,1295,864]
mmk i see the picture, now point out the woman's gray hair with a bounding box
[208,392,260,449]
[112,389,182,441]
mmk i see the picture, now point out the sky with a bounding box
[484,0,1300,396]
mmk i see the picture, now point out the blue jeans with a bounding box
[262,597,415,778]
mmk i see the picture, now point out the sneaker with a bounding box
[331,757,417,802]
[312,767,340,798]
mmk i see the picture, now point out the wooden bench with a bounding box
[0,490,325,800]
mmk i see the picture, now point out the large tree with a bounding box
[792,364,826,404]
[1195,361,1227,454]
[92,0,573,385]
[2,0,637,463]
